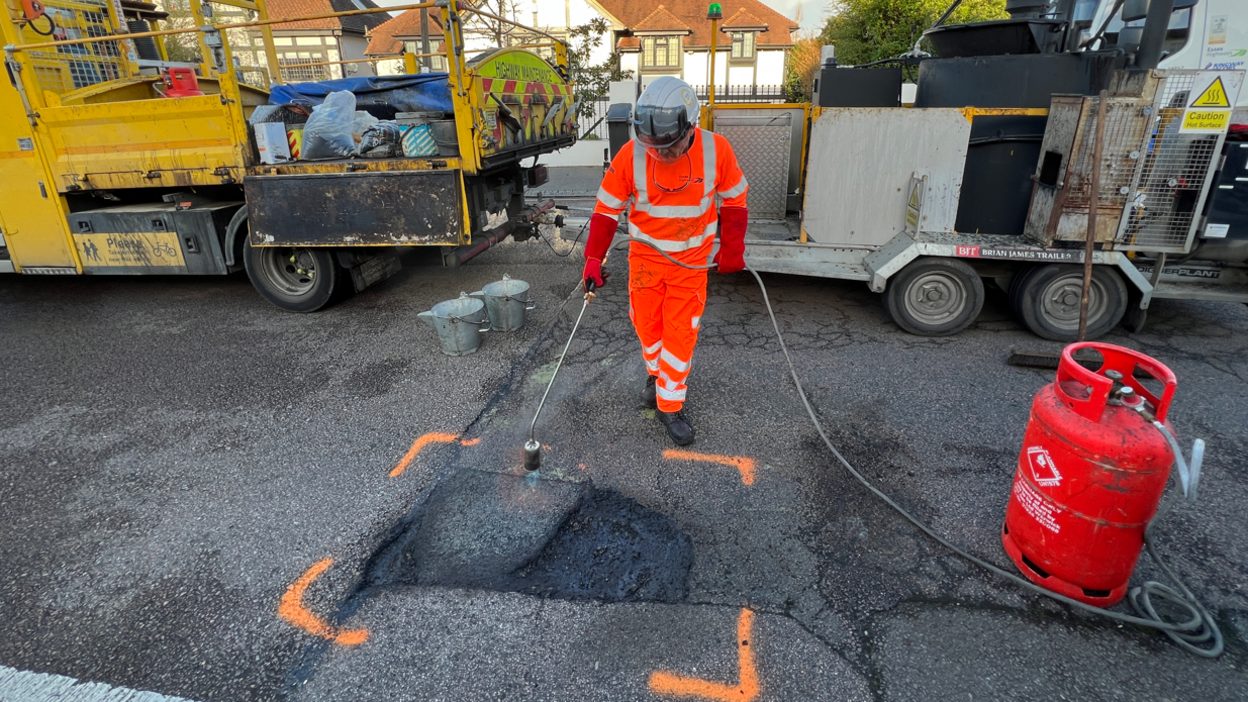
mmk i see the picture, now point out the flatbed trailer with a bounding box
[701,0,1248,341]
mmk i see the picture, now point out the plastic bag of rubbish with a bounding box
[352,110,380,143]
[358,121,404,157]
[301,90,357,159]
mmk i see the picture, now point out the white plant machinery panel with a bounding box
[801,108,971,248]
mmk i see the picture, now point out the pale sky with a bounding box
[369,0,829,35]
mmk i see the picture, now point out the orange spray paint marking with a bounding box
[459,437,482,447]
[390,432,459,477]
[663,449,757,486]
[649,609,758,701]
[278,558,368,646]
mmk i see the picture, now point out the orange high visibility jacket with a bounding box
[594,129,748,266]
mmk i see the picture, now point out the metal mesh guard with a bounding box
[1063,98,1147,210]
[1117,70,1236,254]
[29,2,128,95]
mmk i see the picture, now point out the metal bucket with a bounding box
[418,292,491,356]
[470,274,535,332]
[429,119,460,156]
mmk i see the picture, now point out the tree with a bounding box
[783,34,824,103]
[564,17,632,122]
[822,0,1008,67]
[461,0,528,47]
[154,0,201,64]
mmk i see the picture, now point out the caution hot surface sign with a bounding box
[1179,71,1241,134]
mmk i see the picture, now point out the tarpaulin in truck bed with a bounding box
[268,74,453,114]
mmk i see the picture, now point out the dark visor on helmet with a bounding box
[633,105,690,149]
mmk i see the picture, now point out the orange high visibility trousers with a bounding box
[629,252,708,413]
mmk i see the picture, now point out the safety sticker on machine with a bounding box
[1013,480,1061,534]
[73,232,186,268]
[1180,73,1237,134]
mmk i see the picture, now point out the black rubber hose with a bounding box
[612,232,1223,657]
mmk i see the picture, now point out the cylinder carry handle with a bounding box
[1055,342,1177,423]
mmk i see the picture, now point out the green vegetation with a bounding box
[785,0,1009,101]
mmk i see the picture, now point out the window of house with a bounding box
[641,36,681,70]
[730,32,756,61]
[403,41,447,70]
[278,55,328,82]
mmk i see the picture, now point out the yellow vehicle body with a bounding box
[0,0,577,310]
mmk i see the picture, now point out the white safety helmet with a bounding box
[633,77,700,149]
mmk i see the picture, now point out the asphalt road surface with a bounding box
[2,218,1247,701]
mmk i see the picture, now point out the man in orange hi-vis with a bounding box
[582,77,749,446]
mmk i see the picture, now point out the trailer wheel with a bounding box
[884,258,984,336]
[243,239,340,312]
[1012,264,1127,341]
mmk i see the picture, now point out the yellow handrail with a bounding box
[4,2,441,52]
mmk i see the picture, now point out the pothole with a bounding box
[367,468,693,604]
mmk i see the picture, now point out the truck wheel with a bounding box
[243,239,340,312]
[1007,265,1034,320]
[1012,264,1127,341]
[884,258,985,336]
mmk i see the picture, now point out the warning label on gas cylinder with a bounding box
[1013,480,1061,534]
[1026,446,1062,487]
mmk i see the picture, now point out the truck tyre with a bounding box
[1012,264,1127,341]
[884,257,985,336]
[243,239,340,312]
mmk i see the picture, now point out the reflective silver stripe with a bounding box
[658,373,684,392]
[718,175,747,199]
[639,200,713,218]
[661,348,690,372]
[646,358,660,371]
[701,129,716,200]
[691,316,700,329]
[597,186,627,209]
[633,142,649,209]
[657,385,687,401]
[628,221,716,252]
[642,340,662,355]
[631,129,719,219]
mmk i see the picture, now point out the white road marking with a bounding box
[0,664,201,702]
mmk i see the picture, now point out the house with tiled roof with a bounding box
[591,0,798,92]
[230,0,391,81]
[360,0,795,92]
[364,7,450,76]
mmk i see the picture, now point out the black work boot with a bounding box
[643,375,657,409]
[658,410,695,446]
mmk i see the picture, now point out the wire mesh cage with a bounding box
[1062,97,1151,211]
[1116,70,1242,254]
[26,0,132,95]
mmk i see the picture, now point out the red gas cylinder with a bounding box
[163,68,204,98]
[1002,342,1177,606]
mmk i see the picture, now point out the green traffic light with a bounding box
[707,3,722,20]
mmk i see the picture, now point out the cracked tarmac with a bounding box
[1,229,1246,701]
